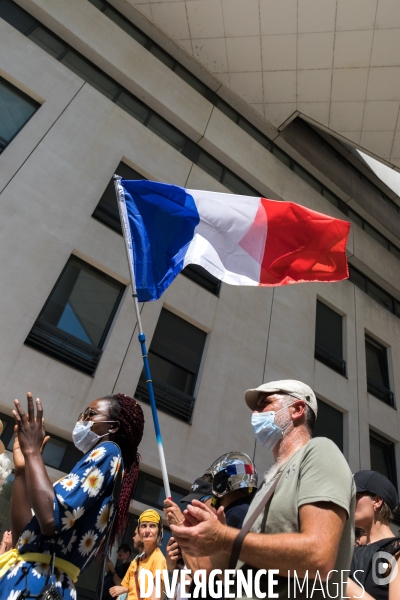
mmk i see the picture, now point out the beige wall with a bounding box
[1,2,400,494]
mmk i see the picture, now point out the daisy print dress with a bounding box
[0,441,122,600]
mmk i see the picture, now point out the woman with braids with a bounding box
[0,392,144,600]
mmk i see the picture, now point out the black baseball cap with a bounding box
[180,478,213,503]
[354,470,398,512]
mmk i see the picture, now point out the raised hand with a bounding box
[170,500,226,557]
[163,498,185,526]
[12,393,48,458]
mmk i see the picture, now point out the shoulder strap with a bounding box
[228,473,282,570]
[134,556,143,600]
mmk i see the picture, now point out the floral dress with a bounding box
[0,441,122,600]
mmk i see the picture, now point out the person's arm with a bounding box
[11,425,32,546]
[109,585,128,597]
[106,558,123,586]
[13,395,55,535]
[171,500,347,579]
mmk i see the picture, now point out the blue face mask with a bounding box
[251,404,294,450]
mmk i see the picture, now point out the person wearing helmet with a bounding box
[110,509,166,600]
[202,451,258,529]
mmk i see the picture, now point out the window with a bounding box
[365,335,394,406]
[92,162,145,232]
[313,399,343,451]
[370,431,398,491]
[349,265,400,320]
[315,300,346,376]
[0,77,39,154]
[135,309,207,423]
[134,471,187,508]
[24,257,125,376]
[181,264,221,296]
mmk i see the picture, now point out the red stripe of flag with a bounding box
[259,199,350,286]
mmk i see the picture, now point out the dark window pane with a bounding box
[366,280,394,312]
[40,259,121,347]
[87,0,107,9]
[135,310,206,420]
[150,309,206,374]
[237,117,272,150]
[396,301,400,319]
[365,336,390,389]
[272,146,291,167]
[93,162,145,233]
[223,171,258,196]
[364,222,389,250]
[389,244,400,260]
[293,163,321,193]
[7,432,67,469]
[174,65,208,96]
[0,0,37,35]
[0,78,39,145]
[146,114,186,151]
[149,45,175,69]
[27,26,67,58]
[216,99,238,123]
[370,431,397,490]
[315,301,345,375]
[148,352,195,396]
[25,258,124,375]
[197,152,223,181]
[347,208,363,228]
[60,51,119,100]
[104,6,147,45]
[96,161,145,222]
[349,266,366,292]
[313,400,343,451]
[181,264,221,296]
[115,91,150,124]
[322,188,339,207]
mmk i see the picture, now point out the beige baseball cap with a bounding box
[245,379,318,418]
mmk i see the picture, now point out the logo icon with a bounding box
[372,551,398,586]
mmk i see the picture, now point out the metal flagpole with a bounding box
[113,175,172,499]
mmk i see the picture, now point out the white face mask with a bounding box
[251,403,294,450]
[72,420,115,454]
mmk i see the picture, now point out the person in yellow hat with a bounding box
[110,509,167,600]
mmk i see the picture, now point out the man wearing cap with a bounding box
[348,470,400,599]
[110,509,166,600]
[171,379,355,599]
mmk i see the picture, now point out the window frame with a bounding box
[24,255,125,376]
[365,335,394,407]
[314,300,346,376]
[0,75,40,153]
[135,309,207,423]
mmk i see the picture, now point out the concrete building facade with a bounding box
[0,0,400,597]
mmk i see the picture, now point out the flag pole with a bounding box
[113,175,172,499]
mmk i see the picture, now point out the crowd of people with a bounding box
[0,380,399,600]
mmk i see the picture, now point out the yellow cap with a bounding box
[139,509,161,524]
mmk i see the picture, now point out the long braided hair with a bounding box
[102,394,144,548]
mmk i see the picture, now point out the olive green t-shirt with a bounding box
[235,437,355,599]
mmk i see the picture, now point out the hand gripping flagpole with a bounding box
[113,175,172,499]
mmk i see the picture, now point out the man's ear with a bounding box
[291,400,306,422]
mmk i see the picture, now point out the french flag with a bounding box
[116,180,350,302]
